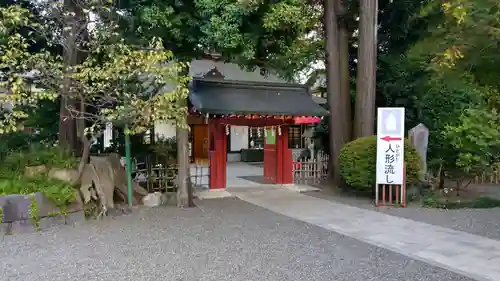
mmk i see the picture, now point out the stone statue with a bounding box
[408,123,429,179]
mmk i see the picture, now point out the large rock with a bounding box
[48,168,79,183]
[408,123,429,179]
[0,193,56,222]
[0,193,85,234]
[24,165,48,177]
[142,192,162,207]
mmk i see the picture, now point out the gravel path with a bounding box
[1,198,473,281]
[307,188,500,241]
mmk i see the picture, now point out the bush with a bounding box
[152,136,177,165]
[339,136,421,194]
[0,144,78,208]
[1,144,78,174]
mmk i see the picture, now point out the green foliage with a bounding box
[441,107,500,180]
[1,144,78,173]
[422,195,500,209]
[1,5,191,139]
[74,38,191,133]
[339,136,421,193]
[0,144,77,208]
[117,0,321,79]
[152,136,177,165]
[29,194,40,231]
[414,0,500,89]
[375,0,500,189]
[0,6,60,134]
[0,176,75,207]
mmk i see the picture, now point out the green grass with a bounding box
[422,195,500,209]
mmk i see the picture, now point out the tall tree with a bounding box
[118,0,319,202]
[354,0,377,138]
[324,0,343,183]
[117,0,319,76]
[337,0,352,141]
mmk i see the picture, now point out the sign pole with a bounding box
[124,125,133,209]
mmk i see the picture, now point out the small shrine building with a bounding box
[188,76,328,189]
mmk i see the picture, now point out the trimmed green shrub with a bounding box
[339,136,421,194]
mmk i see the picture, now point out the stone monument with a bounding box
[408,123,429,179]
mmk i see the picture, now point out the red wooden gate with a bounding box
[263,127,277,183]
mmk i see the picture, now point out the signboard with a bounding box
[376,107,405,185]
[265,127,276,145]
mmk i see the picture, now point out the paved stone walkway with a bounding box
[230,187,500,281]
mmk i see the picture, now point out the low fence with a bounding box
[426,168,500,186]
[292,150,329,185]
[132,155,210,192]
[190,164,210,189]
[473,172,500,184]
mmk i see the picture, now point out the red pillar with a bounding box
[277,126,293,184]
[209,121,227,189]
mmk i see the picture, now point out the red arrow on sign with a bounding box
[381,136,402,142]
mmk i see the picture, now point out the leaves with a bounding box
[412,0,500,88]
[0,6,61,134]
[1,5,190,136]
[442,107,500,178]
[117,0,320,79]
[70,37,190,133]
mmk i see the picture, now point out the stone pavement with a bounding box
[229,187,500,281]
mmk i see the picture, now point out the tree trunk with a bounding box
[354,0,378,138]
[176,124,194,208]
[337,0,352,142]
[59,0,89,153]
[324,0,344,185]
[59,96,76,150]
[59,0,80,152]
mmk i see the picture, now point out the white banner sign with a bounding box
[376,107,405,185]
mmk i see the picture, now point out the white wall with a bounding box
[154,121,176,140]
[103,122,113,148]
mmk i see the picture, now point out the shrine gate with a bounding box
[188,78,328,189]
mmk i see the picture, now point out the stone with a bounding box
[66,191,84,213]
[0,192,71,222]
[408,123,429,178]
[48,168,79,183]
[0,194,31,223]
[406,184,424,201]
[0,193,86,234]
[142,192,162,207]
[24,165,48,177]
